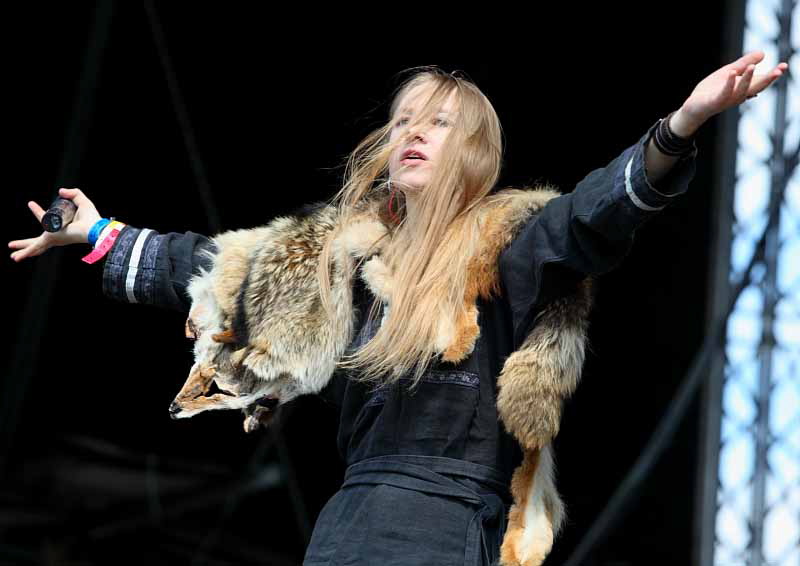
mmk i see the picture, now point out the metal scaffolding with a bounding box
[700,1,800,564]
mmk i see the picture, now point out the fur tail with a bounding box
[500,445,563,566]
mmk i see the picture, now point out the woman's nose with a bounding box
[406,126,427,143]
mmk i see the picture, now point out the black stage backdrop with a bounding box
[4,3,726,565]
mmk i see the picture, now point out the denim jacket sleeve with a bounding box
[101,225,217,314]
[499,119,698,345]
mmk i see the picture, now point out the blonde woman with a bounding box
[9,53,787,565]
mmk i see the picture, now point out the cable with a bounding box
[562,126,794,566]
[143,0,222,233]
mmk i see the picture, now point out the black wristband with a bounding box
[653,111,695,157]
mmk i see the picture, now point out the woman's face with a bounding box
[388,84,458,193]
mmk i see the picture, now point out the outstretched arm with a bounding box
[500,51,788,345]
[8,187,215,314]
[646,50,788,185]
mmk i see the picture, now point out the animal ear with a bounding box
[185,317,198,340]
[212,328,238,344]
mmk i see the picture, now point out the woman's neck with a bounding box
[402,191,420,225]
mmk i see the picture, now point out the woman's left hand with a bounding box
[671,51,789,137]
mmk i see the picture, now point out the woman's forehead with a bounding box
[395,83,458,116]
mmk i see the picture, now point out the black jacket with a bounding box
[100,119,697,565]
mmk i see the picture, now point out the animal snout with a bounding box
[169,401,182,419]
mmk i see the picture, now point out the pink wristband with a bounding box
[82,221,125,264]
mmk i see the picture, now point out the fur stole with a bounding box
[171,188,593,566]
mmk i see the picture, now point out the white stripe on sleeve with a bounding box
[125,228,153,303]
[625,157,664,212]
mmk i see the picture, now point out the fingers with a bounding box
[747,63,789,98]
[58,187,90,208]
[8,240,44,262]
[8,238,39,250]
[721,69,738,98]
[733,64,756,100]
[728,51,766,74]
[28,200,45,222]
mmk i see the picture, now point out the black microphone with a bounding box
[41,197,78,232]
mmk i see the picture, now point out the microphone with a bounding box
[41,197,78,232]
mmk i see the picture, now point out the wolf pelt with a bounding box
[172,202,387,425]
[172,189,593,566]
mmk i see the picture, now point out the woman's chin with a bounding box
[393,175,428,193]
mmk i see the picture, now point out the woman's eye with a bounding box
[394,117,449,128]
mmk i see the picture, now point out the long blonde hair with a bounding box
[318,67,504,386]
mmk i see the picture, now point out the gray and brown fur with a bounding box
[171,187,592,566]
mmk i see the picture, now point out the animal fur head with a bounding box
[169,205,388,431]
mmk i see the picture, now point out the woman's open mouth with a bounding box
[401,149,428,165]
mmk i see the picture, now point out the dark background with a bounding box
[3,2,730,564]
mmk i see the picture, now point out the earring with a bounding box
[387,178,400,224]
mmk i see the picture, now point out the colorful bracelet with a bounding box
[82,220,126,264]
[87,218,111,247]
[93,218,120,249]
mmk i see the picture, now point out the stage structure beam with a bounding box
[141,5,312,558]
[702,1,800,564]
[0,0,115,478]
[695,0,746,564]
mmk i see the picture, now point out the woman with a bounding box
[9,53,787,566]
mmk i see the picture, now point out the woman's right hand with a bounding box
[8,188,103,262]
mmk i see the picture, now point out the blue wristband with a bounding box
[88,218,111,247]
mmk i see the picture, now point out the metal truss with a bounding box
[701,1,799,564]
